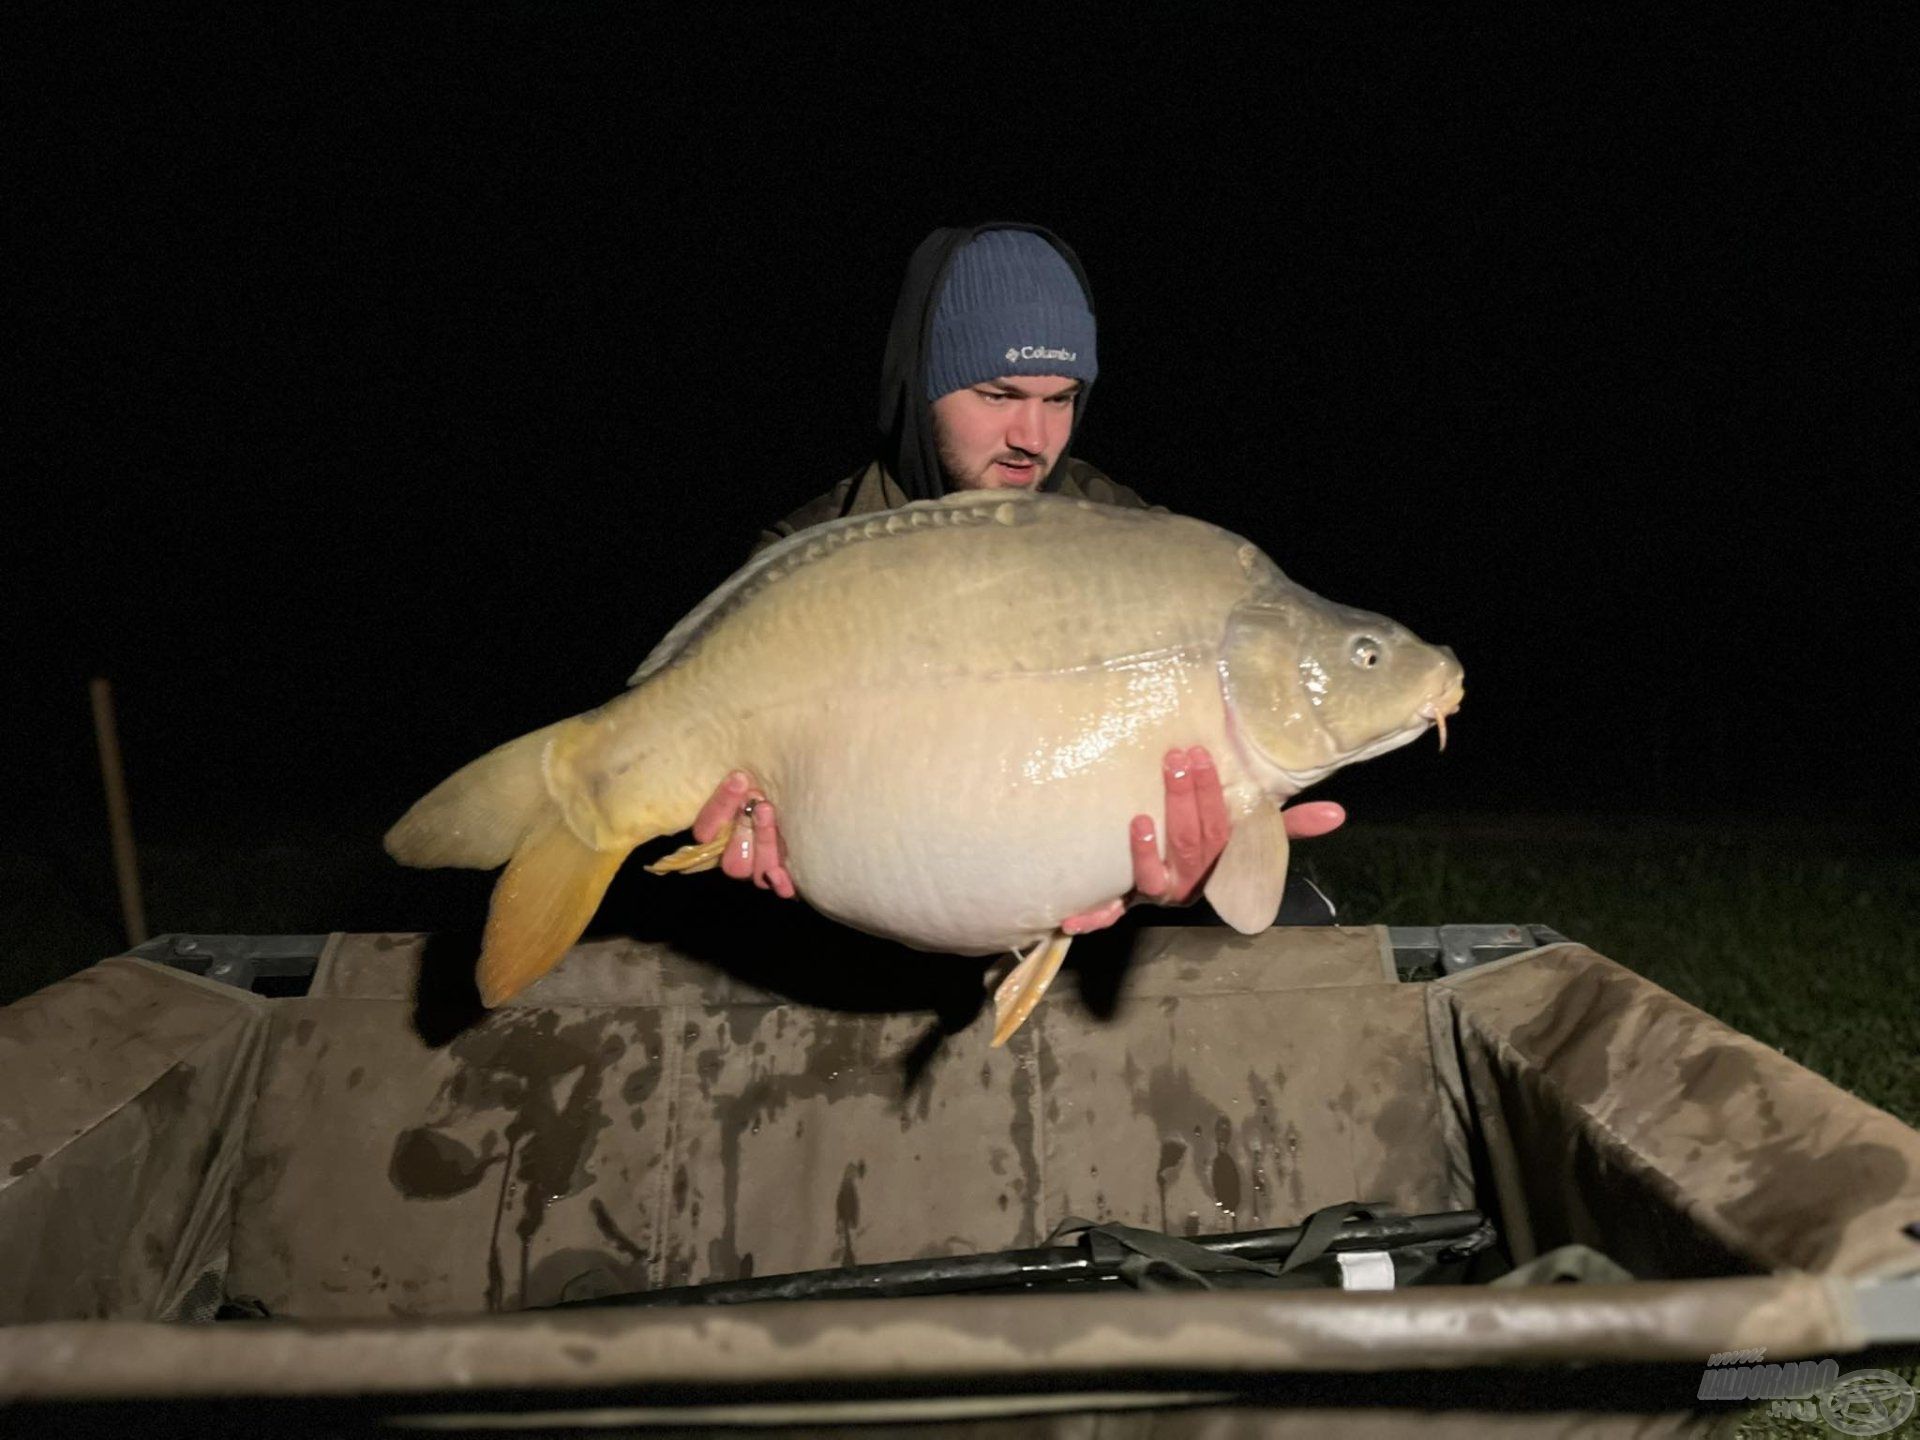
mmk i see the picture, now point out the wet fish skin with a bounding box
[386,491,1462,1006]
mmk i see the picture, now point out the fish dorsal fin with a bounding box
[1203,801,1292,933]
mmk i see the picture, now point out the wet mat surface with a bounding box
[226,927,1463,1316]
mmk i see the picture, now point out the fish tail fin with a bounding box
[387,710,681,1005]
[384,720,574,870]
[476,816,630,1006]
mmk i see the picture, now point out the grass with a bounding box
[1716,1374,1920,1440]
[1303,818,1920,1130]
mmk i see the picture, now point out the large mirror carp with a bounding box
[387,492,1463,1042]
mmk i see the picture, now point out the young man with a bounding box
[752,224,1153,549]
[701,224,1344,929]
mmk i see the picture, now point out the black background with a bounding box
[15,5,1911,886]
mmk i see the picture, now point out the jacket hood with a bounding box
[871,222,1098,505]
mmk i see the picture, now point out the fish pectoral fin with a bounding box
[477,817,630,1007]
[990,932,1073,1047]
[1203,802,1292,934]
[642,835,729,875]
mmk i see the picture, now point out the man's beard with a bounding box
[937,436,1052,492]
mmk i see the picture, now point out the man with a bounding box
[696,223,1344,930]
[753,225,1152,546]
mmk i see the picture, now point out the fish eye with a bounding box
[1350,637,1382,669]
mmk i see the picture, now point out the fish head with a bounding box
[1220,586,1465,795]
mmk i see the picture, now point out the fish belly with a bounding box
[751,667,1241,955]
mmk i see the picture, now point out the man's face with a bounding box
[931,375,1081,491]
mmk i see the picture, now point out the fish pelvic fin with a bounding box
[643,835,729,875]
[990,931,1074,1047]
[1203,801,1292,933]
[384,719,577,870]
[477,815,631,1007]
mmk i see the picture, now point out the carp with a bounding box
[385,491,1463,1043]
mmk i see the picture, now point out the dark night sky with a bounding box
[15,6,1912,871]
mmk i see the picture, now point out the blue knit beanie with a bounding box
[924,229,1099,401]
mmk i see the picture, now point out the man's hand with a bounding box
[1060,745,1347,935]
[693,770,795,898]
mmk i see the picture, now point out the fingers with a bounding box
[695,772,795,897]
[1061,898,1127,935]
[693,771,751,844]
[1161,748,1205,902]
[749,799,797,899]
[1191,747,1231,864]
[1130,747,1234,908]
[1130,813,1169,898]
[747,798,777,889]
[721,794,758,880]
[1281,800,1347,840]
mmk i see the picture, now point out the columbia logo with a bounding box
[1004,347,1019,363]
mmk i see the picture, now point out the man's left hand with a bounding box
[1060,746,1346,935]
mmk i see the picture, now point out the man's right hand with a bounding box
[694,771,795,898]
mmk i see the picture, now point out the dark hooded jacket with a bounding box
[755,223,1155,555]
